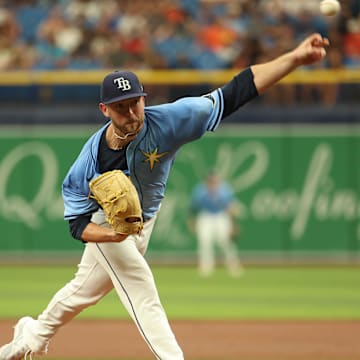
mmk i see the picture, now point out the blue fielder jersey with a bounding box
[190,183,235,215]
[62,88,224,221]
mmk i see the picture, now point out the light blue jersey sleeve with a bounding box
[62,125,106,220]
[171,88,224,133]
[144,88,224,146]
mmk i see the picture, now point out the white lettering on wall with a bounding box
[0,140,359,244]
[0,142,62,229]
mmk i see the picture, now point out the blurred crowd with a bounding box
[0,0,359,72]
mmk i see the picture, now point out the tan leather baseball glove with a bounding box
[89,170,143,235]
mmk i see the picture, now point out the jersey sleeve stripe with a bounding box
[209,88,224,132]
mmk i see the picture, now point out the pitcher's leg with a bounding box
[90,240,184,360]
[25,246,113,351]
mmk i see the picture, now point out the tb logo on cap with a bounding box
[113,77,132,92]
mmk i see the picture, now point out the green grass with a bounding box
[0,265,359,320]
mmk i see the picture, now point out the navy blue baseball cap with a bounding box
[100,70,147,104]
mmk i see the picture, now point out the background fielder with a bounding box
[189,170,242,277]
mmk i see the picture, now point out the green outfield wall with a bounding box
[0,124,359,260]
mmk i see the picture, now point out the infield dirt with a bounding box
[1,319,359,359]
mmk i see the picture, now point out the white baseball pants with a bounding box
[195,212,241,277]
[25,210,184,360]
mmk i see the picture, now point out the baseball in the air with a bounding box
[320,0,341,16]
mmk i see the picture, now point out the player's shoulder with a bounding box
[145,92,218,117]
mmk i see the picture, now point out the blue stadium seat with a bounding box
[16,5,50,44]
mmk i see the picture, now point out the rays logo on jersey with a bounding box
[142,148,169,171]
[113,77,132,91]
